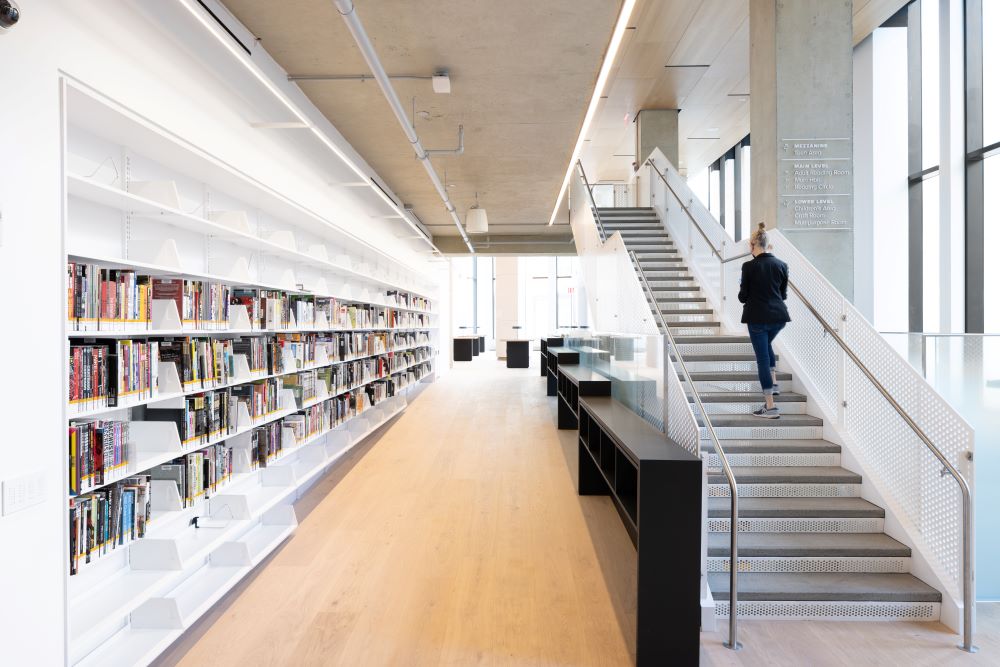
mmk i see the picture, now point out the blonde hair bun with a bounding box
[751,222,771,250]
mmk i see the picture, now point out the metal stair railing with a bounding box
[631,249,742,651]
[577,160,608,242]
[644,156,976,653]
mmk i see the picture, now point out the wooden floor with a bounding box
[156,354,997,667]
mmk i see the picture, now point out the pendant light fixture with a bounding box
[466,191,488,234]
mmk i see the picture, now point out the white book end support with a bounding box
[131,421,184,471]
[149,478,185,512]
[236,402,253,430]
[210,539,252,568]
[130,539,183,570]
[314,314,331,336]
[267,230,297,252]
[307,244,329,262]
[208,210,253,236]
[151,298,183,331]
[288,310,298,330]
[338,282,353,299]
[326,430,351,456]
[130,598,183,630]
[157,361,182,395]
[280,348,299,372]
[232,354,253,382]
[279,389,297,412]
[261,465,295,488]
[279,268,297,291]
[264,504,297,527]
[226,256,253,283]
[297,443,326,465]
[356,262,372,276]
[307,276,329,295]
[209,494,251,521]
[130,239,184,271]
[281,425,298,450]
[131,180,181,209]
[333,253,352,269]
[232,447,254,475]
[229,304,252,330]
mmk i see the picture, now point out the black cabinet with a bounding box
[577,397,702,666]
[556,366,610,429]
[506,340,530,368]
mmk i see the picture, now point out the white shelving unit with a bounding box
[64,83,439,666]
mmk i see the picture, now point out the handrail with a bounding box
[631,250,742,651]
[646,156,976,652]
[577,160,608,242]
[788,282,976,653]
[645,159,752,266]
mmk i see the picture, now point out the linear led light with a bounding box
[547,0,637,226]
[177,0,436,251]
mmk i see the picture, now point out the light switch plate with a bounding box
[2,471,46,516]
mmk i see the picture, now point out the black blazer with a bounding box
[738,253,790,324]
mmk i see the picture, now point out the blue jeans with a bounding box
[747,322,785,391]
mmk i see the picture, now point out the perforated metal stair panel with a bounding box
[707,518,885,533]
[709,483,861,498]
[707,556,911,574]
[714,600,940,621]
[705,452,840,467]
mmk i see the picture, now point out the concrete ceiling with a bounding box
[580,0,909,183]
[220,0,622,252]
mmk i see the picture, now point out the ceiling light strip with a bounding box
[176,0,440,254]
[547,0,638,226]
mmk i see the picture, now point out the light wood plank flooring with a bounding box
[155,354,996,666]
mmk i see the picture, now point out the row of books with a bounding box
[69,340,159,409]
[69,476,151,576]
[66,368,423,575]
[389,349,433,373]
[386,290,432,312]
[149,443,234,509]
[69,420,129,495]
[68,262,433,333]
[143,384,246,446]
[68,264,151,327]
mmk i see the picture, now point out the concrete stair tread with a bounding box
[698,413,823,427]
[674,335,750,344]
[687,370,793,381]
[671,352,775,362]
[652,296,708,302]
[692,391,807,403]
[667,321,722,327]
[708,572,940,602]
[707,532,909,557]
[707,497,884,518]
[701,438,841,454]
[709,466,862,484]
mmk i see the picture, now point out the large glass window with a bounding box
[452,257,475,336]
[985,156,1000,332]
[984,0,1000,146]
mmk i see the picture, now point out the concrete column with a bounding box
[494,256,520,358]
[635,109,679,168]
[750,0,855,298]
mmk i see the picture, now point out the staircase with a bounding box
[597,206,943,621]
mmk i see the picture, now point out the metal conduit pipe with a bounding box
[332,0,475,253]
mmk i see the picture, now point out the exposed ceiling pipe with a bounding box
[332,0,475,253]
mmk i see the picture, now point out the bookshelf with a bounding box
[63,83,440,665]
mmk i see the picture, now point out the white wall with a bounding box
[0,2,438,663]
[494,257,520,357]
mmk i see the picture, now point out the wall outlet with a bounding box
[2,471,46,516]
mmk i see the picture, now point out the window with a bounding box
[686,136,750,240]
[450,256,495,347]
